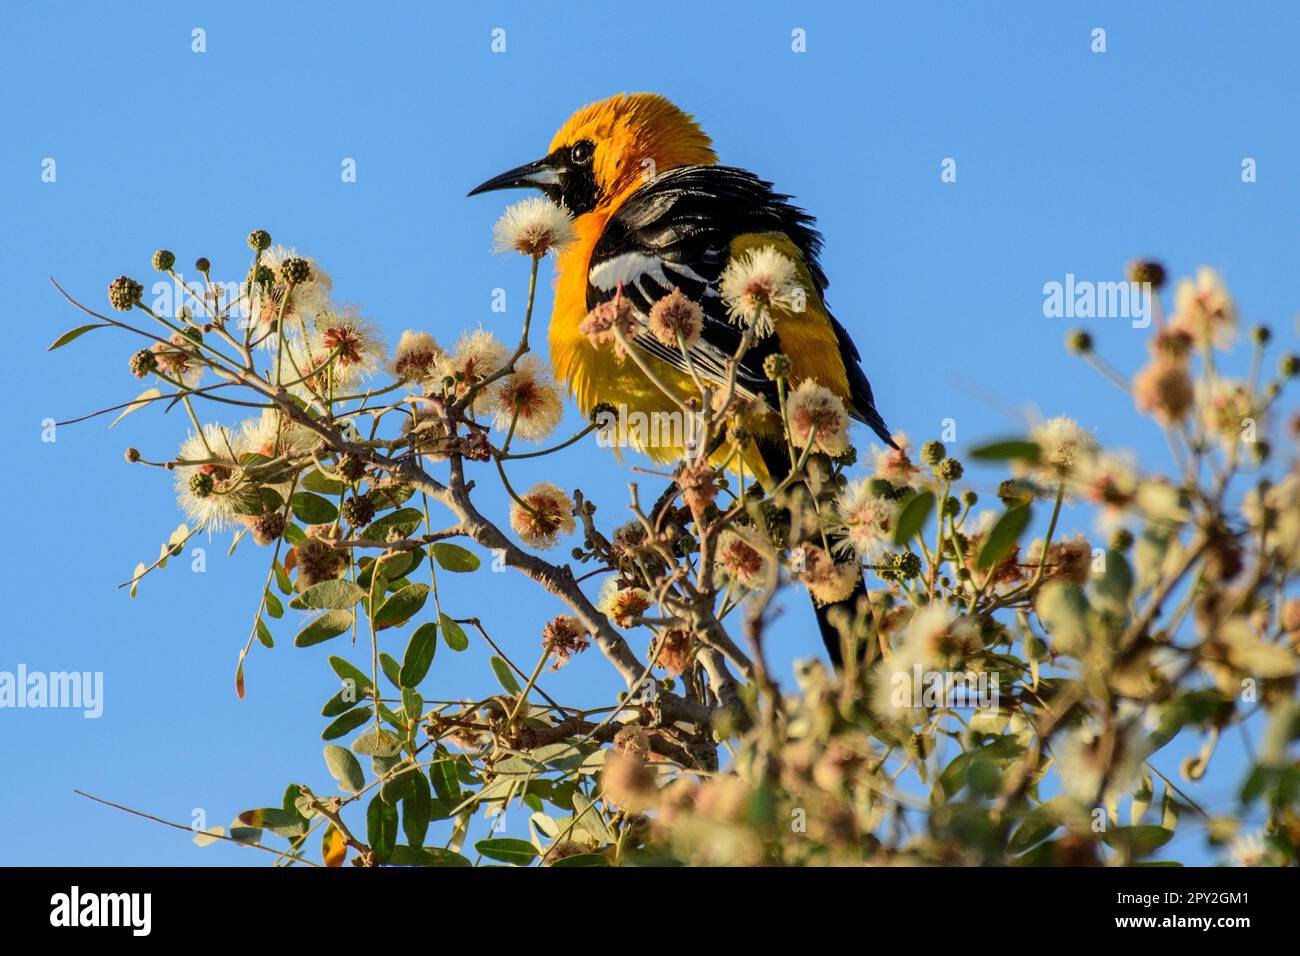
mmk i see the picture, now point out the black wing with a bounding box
[586,165,891,443]
[586,166,820,394]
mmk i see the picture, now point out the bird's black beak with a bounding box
[467,156,561,197]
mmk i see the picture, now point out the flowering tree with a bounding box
[52,206,1300,867]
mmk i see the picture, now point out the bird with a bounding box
[469,92,894,668]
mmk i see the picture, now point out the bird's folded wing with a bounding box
[584,164,828,397]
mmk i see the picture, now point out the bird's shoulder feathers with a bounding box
[576,165,890,444]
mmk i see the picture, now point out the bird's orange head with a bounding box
[468,93,717,215]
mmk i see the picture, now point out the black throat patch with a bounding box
[545,141,601,215]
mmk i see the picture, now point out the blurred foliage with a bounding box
[54,232,1299,867]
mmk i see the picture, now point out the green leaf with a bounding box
[323,707,372,741]
[474,837,537,866]
[892,490,935,546]
[232,485,282,517]
[379,652,402,689]
[1008,803,1062,854]
[283,783,309,819]
[367,555,389,621]
[1102,825,1174,855]
[229,825,262,845]
[401,688,423,727]
[360,507,424,542]
[374,583,431,631]
[936,752,971,800]
[399,623,438,688]
[1092,548,1134,614]
[534,743,596,771]
[367,484,416,512]
[572,791,615,845]
[47,322,110,351]
[357,551,422,587]
[440,614,469,651]
[967,755,1001,796]
[382,762,419,804]
[322,677,368,717]
[429,759,462,804]
[264,590,284,620]
[300,469,345,495]
[328,656,373,692]
[1035,581,1090,656]
[386,845,472,867]
[367,795,399,864]
[575,751,607,776]
[976,504,1032,571]
[1132,769,1154,825]
[373,753,401,779]
[294,609,353,648]
[290,492,338,524]
[530,811,559,840]
[1135,526,1172,591]
[402,772,432,849]
[254,617,274,648]
[490,656,522,695]
[323,744,365,793]
[432,543,480,572]
[1239,766,1274,805]
[549,852,609,867]
[300,579,366,610]
[352,727,402,757]
[273,561,293,595]
[1149,690,1228,751]
[969,439,1041,463]
[111,388,161,429]
[236,807,306,838]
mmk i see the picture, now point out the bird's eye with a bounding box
[570,141,594,165]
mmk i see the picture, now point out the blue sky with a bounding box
[1,1,1295,865]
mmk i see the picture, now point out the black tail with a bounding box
[816,589,871,670]
[755,437,873,670]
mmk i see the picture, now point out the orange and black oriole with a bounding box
[470,93,894,667]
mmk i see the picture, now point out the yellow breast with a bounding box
[549,222,853,487]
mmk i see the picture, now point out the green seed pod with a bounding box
[1127,258,1167,290]
[341,495,377,528]
[189,472,215,498]
[128,348,157,378]
[107,275,144,312]
[281,257,312,285]
[763,353,793,380]
[938,458,964,481]
[1066,329,1093,354]
[337,453,367,483]
[895,551,922,579]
